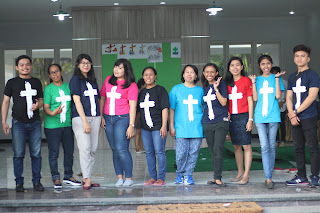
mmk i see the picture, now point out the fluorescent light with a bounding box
[160,1,166,4]
[114,3,119,6]
[51,0,58,2]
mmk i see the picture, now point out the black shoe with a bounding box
[33,182,44,191]
[15,183,24,192]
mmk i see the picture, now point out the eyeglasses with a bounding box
[49,70,61,75]
[80,62,92,66]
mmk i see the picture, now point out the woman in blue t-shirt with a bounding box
[169,65,204,185]
[201,63,229,187]
[249,55,285,189]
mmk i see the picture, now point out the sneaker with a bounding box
[274,167,289,172]
[144,179,156,186]
[122,179,134,186]
[174,174,183,184]
[33,182,44,191]
[53,180,62,189]
[279,141,285,147]
[115,178,124,187]
[15,183,24,192]
[309,175,320,188]
[289,167,298,174]
[286,175,309,186]
[63,177,81,186]
[153,179,166,186]
[184,175,194,185]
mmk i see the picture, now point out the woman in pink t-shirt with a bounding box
[100,59,138,187]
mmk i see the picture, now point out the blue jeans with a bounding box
[255,122,279,179]
[175,138,202,176]
[12,118,42,184]
[141,129,167,181]
[104,114,133,178]
[44,127,74,182]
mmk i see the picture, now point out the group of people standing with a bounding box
[1,44,319,192]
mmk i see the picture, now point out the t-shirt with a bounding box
[69,75,101,118]
[202,80,228,124]
[43,82,72,128]
[227,76,252,114]
[3,76,43,123]
[254,74,285,123]
[169,83,204,138]
[287,69,320,120]
[100,76,138,115]
[138,85,170,131]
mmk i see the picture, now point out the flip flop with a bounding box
[216,182,227,187]
[207,180,216,185]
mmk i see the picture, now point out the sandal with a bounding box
[207,180,216,185]
[216,182,227,187]
[144,179,156,185]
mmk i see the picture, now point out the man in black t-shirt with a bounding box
[1,55,44,192]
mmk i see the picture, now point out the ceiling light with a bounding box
[289,10,295,15]
[206,1,223,16]
[53,3,70,21]
[51,0,58,2]
[114,3,119,6]
[160,1,166,4]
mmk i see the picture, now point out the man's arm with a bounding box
[1,95,11,135]
[296,87,319,114]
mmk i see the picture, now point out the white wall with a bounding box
[210,16,307,78]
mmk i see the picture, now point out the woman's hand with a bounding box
[213,77,222,91]
[160,125,167,139]
[170,126,176,138]
[126,126,135,139]
[248,75,256,83]
[100,116,106,129]
[275,71,286,78]
[246,120,252,132]
[52,104,64,116]
[83,121,91,134]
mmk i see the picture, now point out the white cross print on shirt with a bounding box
[228,85,243,114]
[55,89,71,123]
[83,82,98,116]
[292,78,306,109]
[183,94,198,122]
[259,80,274,117]
[107,86,121,115]
[20,81,37,119]
[203,87,216,120]
[139,92,155,128]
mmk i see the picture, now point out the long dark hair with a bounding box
[181,64,199,84]
[224,57,246,87]
[73,54,97,83]
[48,64,63,83]
[109,58,135,89]
[201,63,221,88]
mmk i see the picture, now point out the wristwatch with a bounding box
[129,124,135,127]
[293,109,298,115]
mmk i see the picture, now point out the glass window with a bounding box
[60,48,73,83]
[210,45,225,76]
[257,43,280,67]
[32,49,54,88]
[229,44,253,75]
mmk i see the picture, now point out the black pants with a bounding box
[203,121,229,180]
[292,116,320,178]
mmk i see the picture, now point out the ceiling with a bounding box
[1,0,320,24]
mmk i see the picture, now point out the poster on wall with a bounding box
[171,42,181,58]
[102,42,179,62]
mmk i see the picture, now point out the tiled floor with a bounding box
[1,139,320,212]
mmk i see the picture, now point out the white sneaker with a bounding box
[122,179,134,186]
[115,178,124,187]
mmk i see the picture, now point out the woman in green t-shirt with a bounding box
[43,64,81,189]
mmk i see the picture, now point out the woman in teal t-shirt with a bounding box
[43,64,81,189]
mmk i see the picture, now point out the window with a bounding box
[229,44,252,75]
[60,48,73,83]
[210,45,224,76]
[32,49,55,88]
